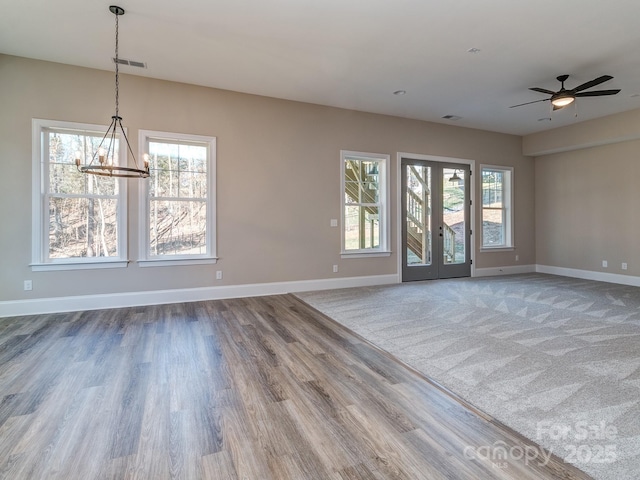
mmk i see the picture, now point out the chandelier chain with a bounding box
[76,6,149,178]
[114,11,119,119]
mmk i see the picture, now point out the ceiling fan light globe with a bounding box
[551,95,575,107]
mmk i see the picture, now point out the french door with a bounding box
[401,158,471,281]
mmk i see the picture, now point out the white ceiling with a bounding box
[3,0,640,136]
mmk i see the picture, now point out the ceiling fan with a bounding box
[510,74,620,110]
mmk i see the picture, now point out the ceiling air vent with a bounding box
[112,57,147,68]
[442,114,462,121]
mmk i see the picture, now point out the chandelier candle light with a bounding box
[75,5,149,178]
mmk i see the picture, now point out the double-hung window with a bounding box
[341,150,390,257]
[31,119,128,270]
[481,165,513,249]
[138,130,216,266]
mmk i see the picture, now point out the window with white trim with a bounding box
[341,151,389,256]
[31,119,128,271]
[138,131,216,266]
[481,165,513,249]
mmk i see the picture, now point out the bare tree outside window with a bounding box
[138,131,216,264]
[481,166,513,248]
[45,129,120,260]
[148,141,208,256]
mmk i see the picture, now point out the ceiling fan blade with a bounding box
[573,75,613,93]
[529,87,556,95]
[509,98,549,108]
[575,89,621,97]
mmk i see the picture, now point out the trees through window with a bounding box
[341,151,389,256]
[481,165,513,249]
[138,131,216,265]
[32,119,127,269]
[32,122,217,270]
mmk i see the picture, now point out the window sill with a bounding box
[137,257,218,267]
[341,251,391,259]
[30,260,129,272]
[480,246,515,253]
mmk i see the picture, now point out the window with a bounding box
[481,165,513,249]
[341,150,390,256]
[138,130,216,266]
[31,119,128,270]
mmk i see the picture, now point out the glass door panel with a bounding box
[406,164,432,267]
[439,164,471,279]
[402,159,437,281]
[442,167,466,265]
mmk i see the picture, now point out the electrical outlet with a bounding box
[24,280,32,291]
[602,260,608,268]
[622,263,628,270]
[515,254,519,262]
[333,265,338,273]
[216,271,223,280]
[330,219,338,227]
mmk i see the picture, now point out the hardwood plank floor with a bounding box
[0,295,592,479]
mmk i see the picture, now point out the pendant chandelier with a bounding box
[75,5,149,178]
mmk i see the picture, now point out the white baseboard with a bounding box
[0,274,400,318]
[474,264,536,277]
[535,264,640,287]
[7,265,636,318]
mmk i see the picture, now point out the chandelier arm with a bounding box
[81,116,118,170]
[110,117,119,166]
[117,117,144,171]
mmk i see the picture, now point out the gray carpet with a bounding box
[295,273,640,480]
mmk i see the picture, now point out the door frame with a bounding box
[396,152,476,282]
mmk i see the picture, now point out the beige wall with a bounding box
[524,108,640,156]
[535,139,640,276]
[0,54,534,302]
[529,108,640,277]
